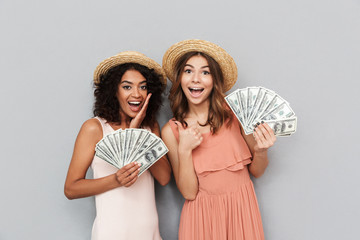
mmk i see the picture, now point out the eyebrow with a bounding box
[184,64,209,69]
[120,80,147,85]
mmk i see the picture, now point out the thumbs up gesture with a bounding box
[175,121,203,152]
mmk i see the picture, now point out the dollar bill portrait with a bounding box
[145,149,158,163]
[273,122,286,134]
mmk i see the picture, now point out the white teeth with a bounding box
[190,88,203,90]
[129,101,141,105]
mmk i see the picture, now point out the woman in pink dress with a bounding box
[64,51,171,240]
[161,39,276,240]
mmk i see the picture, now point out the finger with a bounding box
[123,167,140,185]
[117,164,140,184]
[116,162,134,175]
[140,93,152,113]
[261,122,272,133]
[194,126,201,134]
[195,129,202,138]
[254,125,273,148]
[124,162,141,175]
[258,124,272,141]
[135,93,151,118]
[129,94,152,128]
[253,129,264,146]
[259,123,276,146]
[262,122,276,142]
[117,162,140,177]
[198,135,203,145]
[254,126,267,147]
[174,121,185,131]
[124,173,138,187]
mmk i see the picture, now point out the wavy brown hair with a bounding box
[169,52,232,134]
[93,63,165,127]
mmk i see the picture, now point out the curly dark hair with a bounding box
[93,63,165,127]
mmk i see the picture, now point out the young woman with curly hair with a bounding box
[64,51,171,240]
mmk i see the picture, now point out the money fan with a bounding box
[225,86,297,136]
[95,128,168,176]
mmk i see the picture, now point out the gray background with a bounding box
[1,0,359,239]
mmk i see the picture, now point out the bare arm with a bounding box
[161,122,201,200]
[242,122,276,178]
[148,121,172,186]
[64,119,140,199]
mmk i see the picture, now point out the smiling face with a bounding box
[117,69,148,119]
[180,55,214,106]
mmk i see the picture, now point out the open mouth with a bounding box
[128,101,142,112]
[189,87,204,97]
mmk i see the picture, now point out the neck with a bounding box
[187,100,210,123]
[116,111,131,129]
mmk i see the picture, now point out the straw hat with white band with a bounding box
[93,51,166,86]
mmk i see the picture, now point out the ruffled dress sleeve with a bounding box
[168,116,252,175]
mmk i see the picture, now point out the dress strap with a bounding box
[94,117,114,137]
[168,118,179,142]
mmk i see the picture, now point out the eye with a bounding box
[184,69,192,74]
[122,85,131,90]
[202,71,211,75]
[140,85,148,90]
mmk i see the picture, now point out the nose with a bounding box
[132,87,141,98]
[192,72,200,83]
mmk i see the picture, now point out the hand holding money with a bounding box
[225,86,297,136]
[115,162,141,187]
[253,122,276,152]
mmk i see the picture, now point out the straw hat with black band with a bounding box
[162,39,237,92]
[93,51,167,87]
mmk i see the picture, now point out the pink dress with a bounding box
[91,117,162,240]
[169,116,264,240]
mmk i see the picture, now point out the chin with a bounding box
[128,112,139,119]
[122,110,137,119]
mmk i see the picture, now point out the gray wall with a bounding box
[1,0,359,239]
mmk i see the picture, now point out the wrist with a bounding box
[113,173,123,187]
[253,149,268,158]
[178,145,192,157]
[178,144,192,152]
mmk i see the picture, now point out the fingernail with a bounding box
[261,121,264,124]
[257,122,260,125]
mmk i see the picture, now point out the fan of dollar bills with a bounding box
[95,128,168,176]
[225,86,297,136]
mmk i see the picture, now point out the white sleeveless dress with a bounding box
[91,117,162,240]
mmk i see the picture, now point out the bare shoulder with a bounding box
[161,121,179,148]
[161,121,173,139]
[78,118,103,142]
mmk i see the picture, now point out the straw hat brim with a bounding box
[93,51,166,86]
[162,39,237,92]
